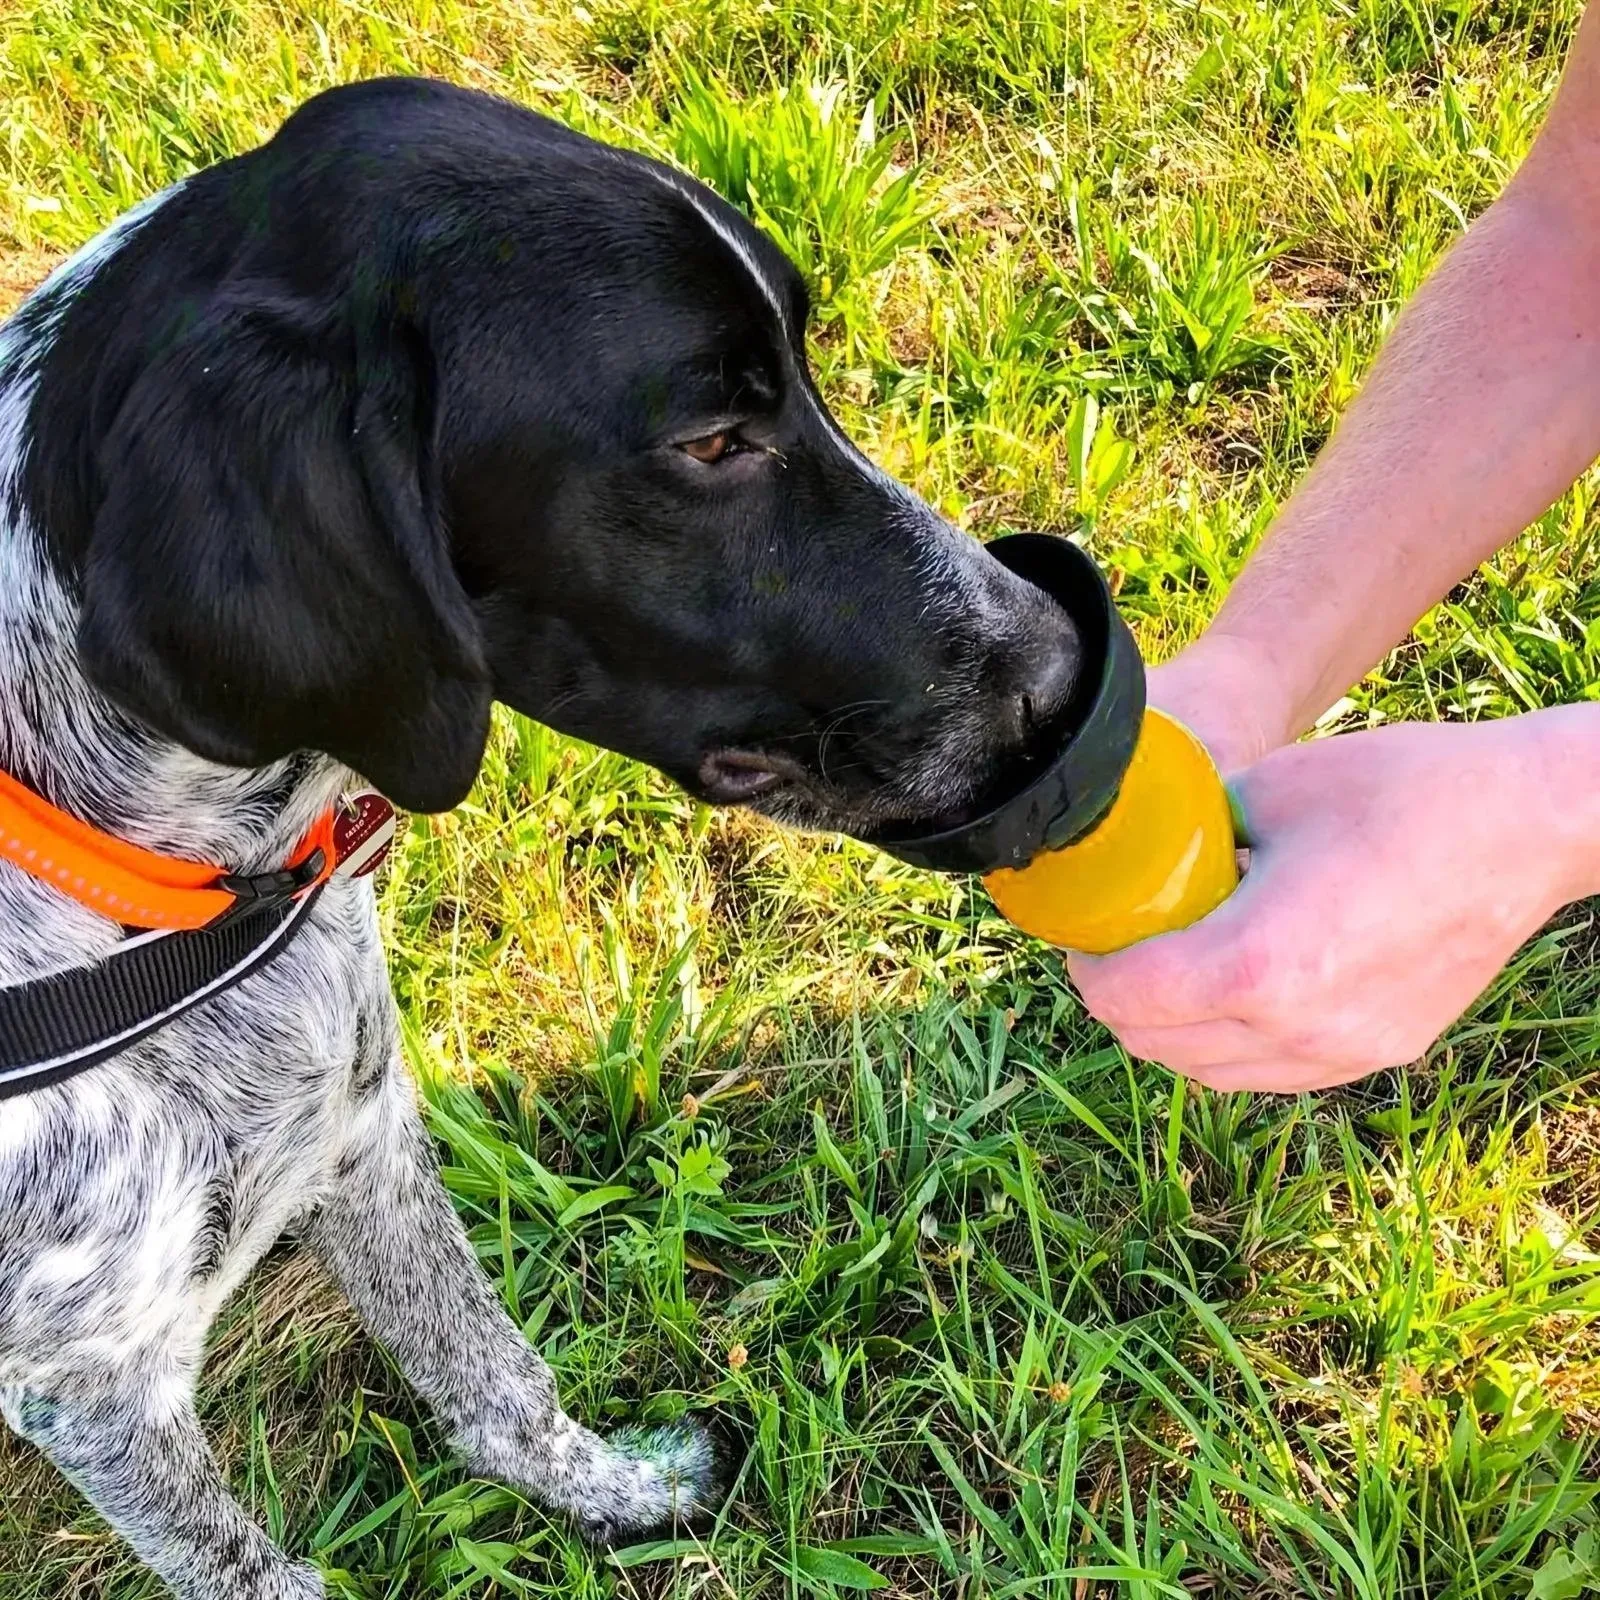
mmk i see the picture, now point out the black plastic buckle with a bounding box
[209,849,326,930]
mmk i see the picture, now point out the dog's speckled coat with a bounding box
[0,71,1082,1598]
[0,194,714,1600]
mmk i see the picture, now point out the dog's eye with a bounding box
[679,431,737,464]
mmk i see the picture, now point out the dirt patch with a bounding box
[1266,255,1365,313]
[1542,1102,1600,1229]
[0,247,63,318]
[1188,395,1268,474]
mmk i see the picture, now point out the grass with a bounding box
[3,0,1600,1595]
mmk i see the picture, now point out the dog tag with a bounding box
[333,790,398,879]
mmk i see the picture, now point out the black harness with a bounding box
[0,879,326,1097]
[0,792,394,1098]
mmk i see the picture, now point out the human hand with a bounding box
[1143,631,1295,777]
[1065,709,1600,1092]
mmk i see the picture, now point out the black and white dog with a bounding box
[0,78,1077,1598]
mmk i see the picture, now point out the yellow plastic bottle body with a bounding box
[983,709,1237,955]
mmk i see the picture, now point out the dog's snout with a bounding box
[1011,631,1077,741]
[985,596,1080,755]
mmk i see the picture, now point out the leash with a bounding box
[0,781,396,1097]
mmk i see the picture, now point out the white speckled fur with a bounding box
[0,194,713,1600]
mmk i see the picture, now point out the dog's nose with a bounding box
[1004,632,1078,747]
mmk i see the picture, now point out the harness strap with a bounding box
[0,786,397,1098]
[0,885,324,1096]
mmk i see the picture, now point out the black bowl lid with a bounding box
[869,534,1146,875]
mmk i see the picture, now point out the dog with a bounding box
[0,77,1079,1599]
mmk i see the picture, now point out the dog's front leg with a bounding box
[2,1368,323,1599]
[306,1058,715,1543]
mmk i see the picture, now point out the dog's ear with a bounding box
[76,285,492,813]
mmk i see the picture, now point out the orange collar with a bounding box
[0,770,392,931]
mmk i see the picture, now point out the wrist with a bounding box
[1525,703,1600,910]
[1147,630,1298,775]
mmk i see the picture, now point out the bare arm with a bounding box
[1161,3,1600,770]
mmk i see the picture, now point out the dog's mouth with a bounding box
[696,742,1001,837]
[697,748,901,824]
[697,748,802,804]
[695,536,1140,862]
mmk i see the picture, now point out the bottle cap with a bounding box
[869,534,1146,875]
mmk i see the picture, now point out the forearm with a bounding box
[1164,5,1600,768]
[1533,700,1600,909]
[1204,180,1600,748]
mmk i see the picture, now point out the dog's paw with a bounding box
[271,1561,327,1600]
[575,1420,722,1544]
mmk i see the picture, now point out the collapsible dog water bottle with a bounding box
[871,535,1238,955]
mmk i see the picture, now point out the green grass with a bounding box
[5,0,1600,1595]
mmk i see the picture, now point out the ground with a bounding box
[2,1,1599,1596]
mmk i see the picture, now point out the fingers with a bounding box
[1179,1056,1389,1094]
[1110,1018,1398,1094]
[1114,1018,1275,1069]
[1065,892,1265,1030]
[1113,1020,1383,1094]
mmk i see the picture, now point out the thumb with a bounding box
[1226,778,1255,849]
[1065,860,1265,1029]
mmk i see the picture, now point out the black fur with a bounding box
[0,77,1084,1599]
[22,76,1077,825]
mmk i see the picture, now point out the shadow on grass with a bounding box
[7,918,1600,1597]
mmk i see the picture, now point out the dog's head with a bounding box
[27,78,1079,837]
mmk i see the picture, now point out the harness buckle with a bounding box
[210,849,327,929]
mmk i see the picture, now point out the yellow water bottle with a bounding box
[874,534,1238,955]
[982,706,1236,953]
